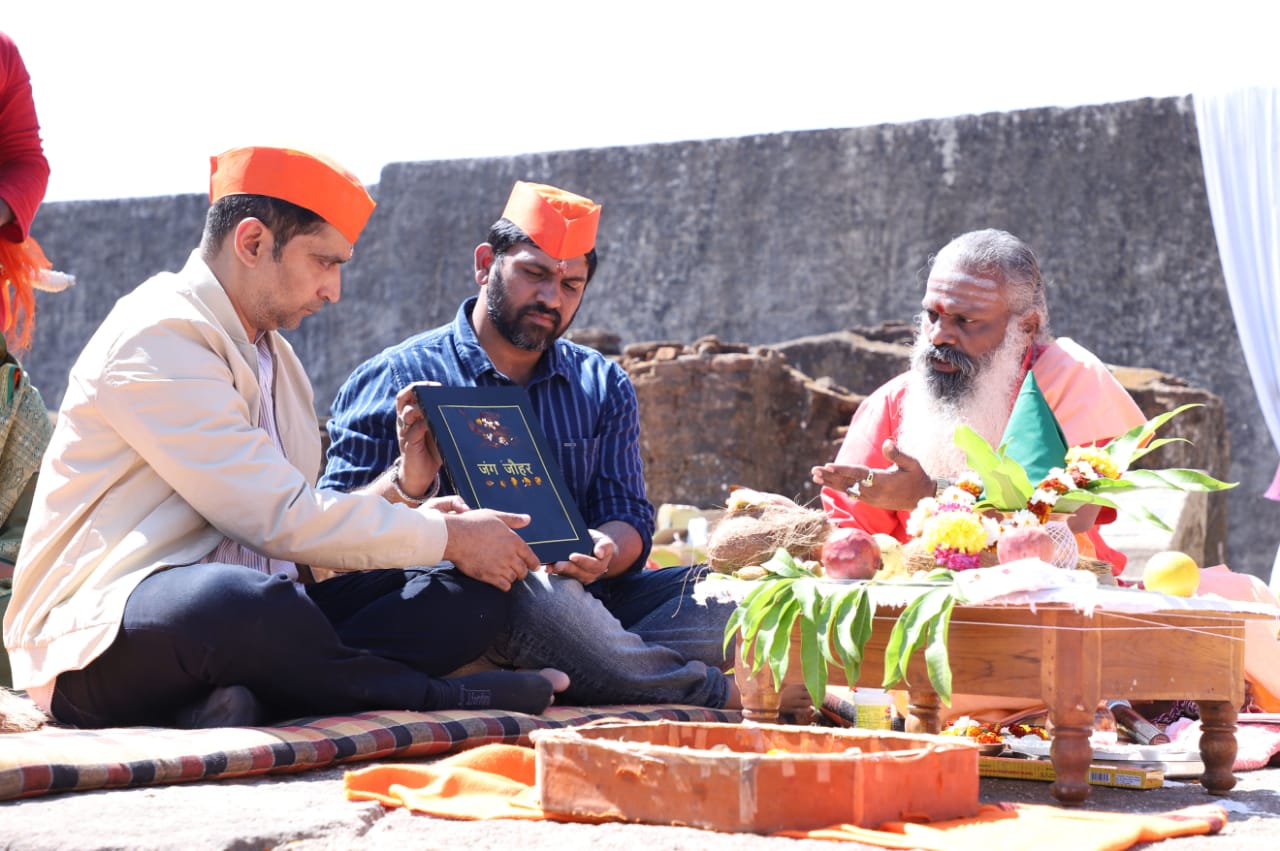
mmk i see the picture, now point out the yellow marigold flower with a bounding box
[1066,445,1119,479]
[923,510,988,555]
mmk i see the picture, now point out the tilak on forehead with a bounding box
[926,262,1011,314]
[501,181,600,260]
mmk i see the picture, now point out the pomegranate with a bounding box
[821,527,882,579]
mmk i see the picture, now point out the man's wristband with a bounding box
[933,476,955,498]
[389,457,441,506]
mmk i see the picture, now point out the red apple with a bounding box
[996,525,1055,564]
[821,527,882,579]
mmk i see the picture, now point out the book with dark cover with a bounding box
[412,383,594,564]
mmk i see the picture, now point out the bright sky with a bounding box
[8,1,1277,203]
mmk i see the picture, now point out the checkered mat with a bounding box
[0,704,739,801]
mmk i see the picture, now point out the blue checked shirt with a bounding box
[320,297,656,572]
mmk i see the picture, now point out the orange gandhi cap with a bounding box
[500,181,600,260]
[209,146,376,244]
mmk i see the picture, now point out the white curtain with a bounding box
[1193,87,1280,589]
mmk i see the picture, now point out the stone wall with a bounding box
[24,95,1277,577]
[621,337,859,510]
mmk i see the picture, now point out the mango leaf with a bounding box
[832,588,868,685]
[727,576,793,656]
[1125,502,1174,532]
[883,586,954,688]
[1105,403,1202,473]
[793,578,822,625]
[834,586,874,686]
[1052,489,1122,514]
[1076,478,1139,495]
[813,591,842,669]
[722,604,746,657]
[848,586,874,658]
[759,597,801,689]
[923,595,956,704]
[799,610,828,707]
[955,425,1034,510]
[762,548,813,578]
[1121,468,1237,492]
[1126,436,1189,465]
[881,611,911,687]
[1052,486,1177,531]
[746,593,797,676]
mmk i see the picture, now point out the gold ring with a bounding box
[861,472,875,488]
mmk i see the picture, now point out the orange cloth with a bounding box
[209,146,375,244]
[346,745,545,819]
[345,744,1227,850]
[1032,339,1146,449]
[501,181,600,260]
[776,802,1227,850]
[1197,564,1280,711]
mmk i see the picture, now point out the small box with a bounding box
[532,720,979,834]
[979,756,1164,790]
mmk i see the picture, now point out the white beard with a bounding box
[897,323,1030,478]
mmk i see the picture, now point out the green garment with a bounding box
[998,370,1069,484]
[0,343,54,689]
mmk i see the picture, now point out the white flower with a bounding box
[1046,469,1075,491]
[1073,461,1100,482]
[906,498,939,537]
[1003,509,1041,529]
[1030,488,1061,508]
[981,515,1002,547]
[939,486,976,506]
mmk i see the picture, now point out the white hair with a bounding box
[897,316,1031,477]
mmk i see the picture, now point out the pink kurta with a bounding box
[822,338,1146,567]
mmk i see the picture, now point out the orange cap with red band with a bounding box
[500,181,600,260]
[209,146,376,244]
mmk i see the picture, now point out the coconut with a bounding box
[705,501,831,574]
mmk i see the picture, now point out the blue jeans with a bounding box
[489,565,735,707]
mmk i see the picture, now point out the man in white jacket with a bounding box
[2,146,562,728]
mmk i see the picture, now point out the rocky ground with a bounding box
[0,752,1276,851]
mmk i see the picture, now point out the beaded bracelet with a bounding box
[389,456,441,506]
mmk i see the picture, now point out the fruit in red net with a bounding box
[996,525,1055,564]
[821,527,882,579]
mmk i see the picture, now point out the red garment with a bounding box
[0,32,50,244]
[822,338,1147,570]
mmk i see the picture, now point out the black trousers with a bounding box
[51,562,508,727]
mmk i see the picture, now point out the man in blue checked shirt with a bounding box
[321,181,739,708]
